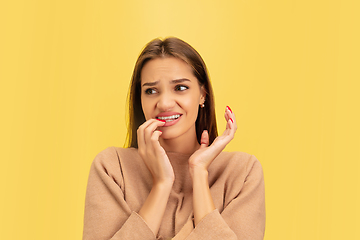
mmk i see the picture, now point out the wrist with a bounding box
[189,166,209,180]
[191,167,214,226]
[152,178,174,190]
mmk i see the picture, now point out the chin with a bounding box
[159,130,182,140]
[159,133,176,140]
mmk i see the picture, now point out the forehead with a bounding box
[141,57,196,84]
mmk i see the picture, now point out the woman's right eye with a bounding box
[145,88,157,95]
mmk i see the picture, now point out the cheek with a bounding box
[141,97,151,120]
[181,96,200,116]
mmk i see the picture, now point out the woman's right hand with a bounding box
[137,119,175,184]
[137,119,175,235]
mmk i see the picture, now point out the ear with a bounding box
[200,86,206,104]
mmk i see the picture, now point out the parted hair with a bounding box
[125,37,218,148]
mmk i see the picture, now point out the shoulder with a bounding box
[92,147,138,162]
[91,147,141,175]
[212,151,262,170]
[209,151,263,181]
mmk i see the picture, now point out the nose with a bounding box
[156,91,176,111]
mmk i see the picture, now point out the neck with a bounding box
[159,134,200,155]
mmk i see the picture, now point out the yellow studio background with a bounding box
[1,0,359,239]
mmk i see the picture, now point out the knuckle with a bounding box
[144,127,152,135]
[137,126,143,133]
[146,149,152,156]
[138,150,145,157]
[151,134,158,142]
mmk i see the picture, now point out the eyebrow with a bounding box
[142,78,191,87]
[171,78,191,84]
[142,81,159,87]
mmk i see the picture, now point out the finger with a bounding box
[138,119,164,149]
[150,130,166,155]
[224,106,230,122]
[229,112,237,130]
[223,116,232,136]
[211,116,234,145]
[143,120,165,161]
[225,106,237,131]
[199,130,209,149]
[224,119,232,135]
[224,118,236,141]
[215,111,236,146]
[143,119,166,145]
[137,119,156,151]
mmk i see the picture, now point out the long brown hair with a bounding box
[125,37,218,148]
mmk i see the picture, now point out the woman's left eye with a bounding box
[175,85,189,91]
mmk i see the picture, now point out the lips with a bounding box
[155,112,182,126]
[156,114,181,122]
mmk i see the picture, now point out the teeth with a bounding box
[157,114,181,122]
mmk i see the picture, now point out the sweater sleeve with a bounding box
[182,155,266,240]
[82,147,157,240]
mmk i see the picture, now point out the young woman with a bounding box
[83,37,265,240]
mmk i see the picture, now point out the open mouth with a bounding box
[156,114,182,122]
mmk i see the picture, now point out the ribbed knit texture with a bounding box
[83,147,265,240]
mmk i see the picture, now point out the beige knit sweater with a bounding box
[83,147,265,240]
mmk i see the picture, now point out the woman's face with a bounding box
[140,57,205,141]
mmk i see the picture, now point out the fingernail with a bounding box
[226,106,233,113]
[230,118,233,123]
[157,119,166,122]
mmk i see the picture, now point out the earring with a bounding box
[200,103,205,108]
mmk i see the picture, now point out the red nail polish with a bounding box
[157,119,166,122]
[230,118,233,123]
[227,106,233,113]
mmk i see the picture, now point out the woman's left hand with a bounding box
[189,106,237,172]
